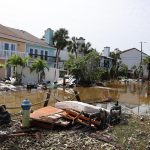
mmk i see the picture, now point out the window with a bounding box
[104,59,109,68]
[45,51,48,60]
[29,49,33,58]
[4,43,9,50]
[4,43,16,51]
[35,49,38,58]
[11,44,16,51]
[41,50,43,60]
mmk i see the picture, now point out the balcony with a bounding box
[28,54,56,67]
[0,50,28,59]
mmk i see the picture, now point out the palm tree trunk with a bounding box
[55,49,59,69]
[15,65,18,83]
[75,51,77,59]
[20,67,24,84]
[54,49,60,81]
[57,49,61,68]
[38,73,40,83]
[55,49,60,69]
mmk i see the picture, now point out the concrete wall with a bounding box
[20,67,59,84]
[0,68,5,79]
[0,60,6,79]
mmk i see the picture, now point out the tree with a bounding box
[109,51,120,66]
[143,56,150,80]
[6,54,23,83]
[20,56,30,83]
[65,51,102,84]
[67,37,79,58]
[118,64,128,78]
[131,65,138,79]
[30,58,49,82]
[109,52,121,79]
[6,54,30,83]
[80,42,94,55]
[53,28,69,69]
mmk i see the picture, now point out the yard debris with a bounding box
[30,106,71,128]
[0,105,11,125]
[29,101,123,130]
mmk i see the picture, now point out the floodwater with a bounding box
[0,81,150,115]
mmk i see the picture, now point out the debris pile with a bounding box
[30,101,122,130]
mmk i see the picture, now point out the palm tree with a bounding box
[143,56,150,80]
[20,56,30,83]
[67,37,79,58]
[109,51,121,79]
[6,54,30,83]
[109,51,120,66]
[30,58,49,83]
[6,54,23,83]
[80,42,93,55]
[118,64,128,78]
[53,28,69,68]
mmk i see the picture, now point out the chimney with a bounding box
[102,47,110,57]
[44,28,53,45]
[76,37,85,44]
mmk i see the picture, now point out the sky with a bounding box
[0,0,150,54]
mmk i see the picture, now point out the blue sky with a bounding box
[1,0,150,54]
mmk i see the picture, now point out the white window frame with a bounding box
[3,42,17,51]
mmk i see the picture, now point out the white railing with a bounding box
[0,50,28,59]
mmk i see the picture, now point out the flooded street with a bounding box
[0,81,150,115]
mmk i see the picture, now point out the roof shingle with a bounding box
[0,24,54,48]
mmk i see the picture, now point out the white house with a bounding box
[119,48,149,78]
[100,47,113,69]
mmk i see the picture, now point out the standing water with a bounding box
[0,81,150,115]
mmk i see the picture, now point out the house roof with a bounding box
[101,55,113,59]
[119,48,149,56]
[0,24,54,48]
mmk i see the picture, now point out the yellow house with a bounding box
[0,24,56,84]
[0,24,26,79]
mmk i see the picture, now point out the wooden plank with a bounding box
[60,109,101,128]
[30,106,70,127]
[30,106,64,119]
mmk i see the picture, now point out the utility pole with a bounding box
[139,41,147,79]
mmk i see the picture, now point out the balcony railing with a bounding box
[0,50,28,59]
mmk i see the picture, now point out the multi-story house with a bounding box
[0,25,56,83]
[0,24,27,79]
[119,48,149,79]
[100,47,113,69]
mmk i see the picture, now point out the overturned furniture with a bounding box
[55,101,110,129]
[30,101,122,129]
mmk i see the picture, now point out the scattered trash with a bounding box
[30,106,70,128]
[0,105,11,125]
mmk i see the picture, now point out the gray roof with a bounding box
[0,24,55,49]
[119,48,149,56]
